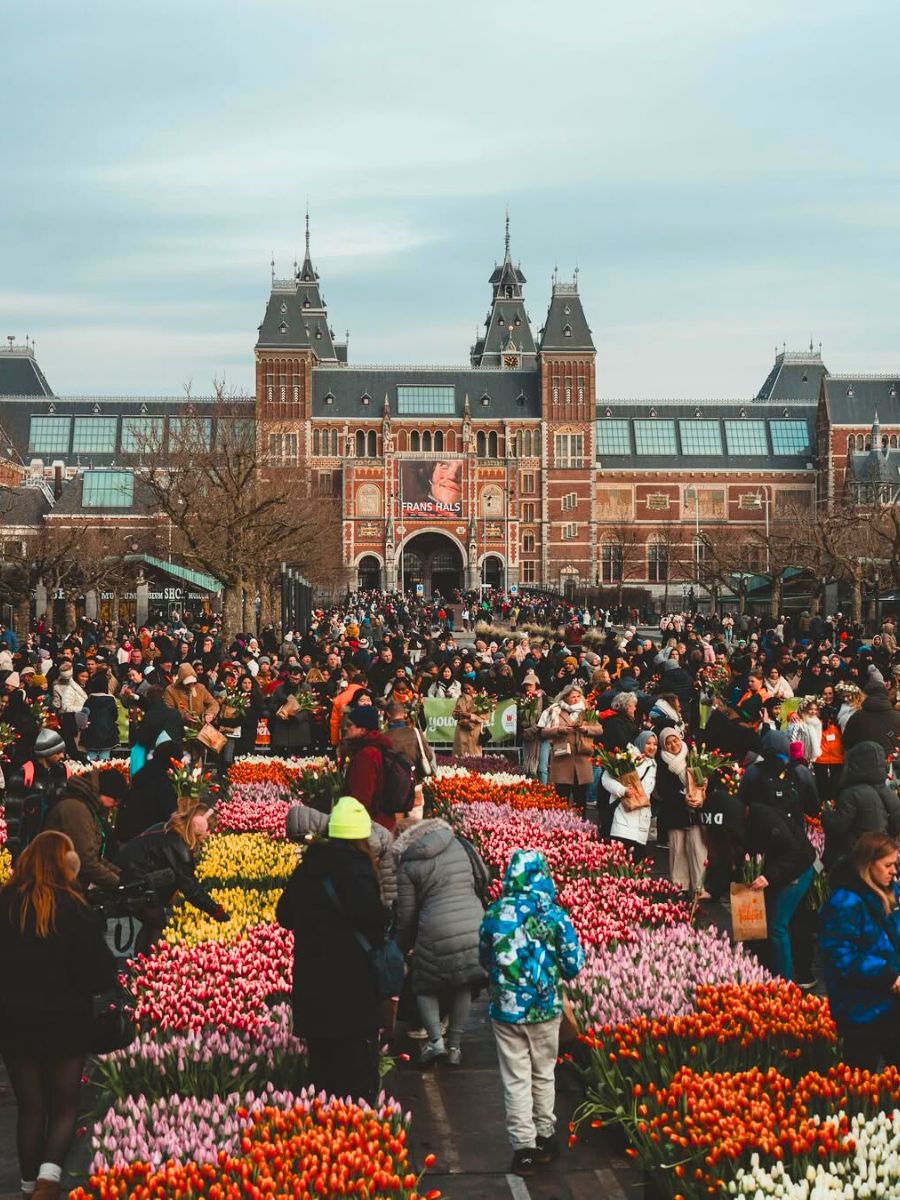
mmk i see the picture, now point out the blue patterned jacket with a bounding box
[819,863,900,1027]
[479,849,584,1025]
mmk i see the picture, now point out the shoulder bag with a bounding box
[322,877,405,1030]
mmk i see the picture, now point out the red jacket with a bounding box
[344,732,396,831]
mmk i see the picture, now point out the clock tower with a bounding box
[469,215,537,369]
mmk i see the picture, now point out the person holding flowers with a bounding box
[820,831,900,1069]
[598,730,657,861]
[657,728,707,895]
[452,680,488,758]
[542,685,604,811]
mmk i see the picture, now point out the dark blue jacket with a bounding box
[819,861,900,1027]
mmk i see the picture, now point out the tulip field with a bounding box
[2,755,900,1197]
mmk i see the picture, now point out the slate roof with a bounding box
[755,348,826,404]
[311,367,541,420]
[0,350,53,398]
[822,375,900,425]
[849,448,900,485]
[539,282,595,352]
[0,484,51,527]
[471,227,537,368]
[256,228,338,359]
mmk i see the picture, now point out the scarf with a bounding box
[558,701,585,716]
[659,726,688,783]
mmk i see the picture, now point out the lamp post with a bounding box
[752,490,771,573]
[684,485,701,591]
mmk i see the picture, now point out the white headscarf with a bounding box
[659,726,687,783]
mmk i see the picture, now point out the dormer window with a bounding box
[802,373,808,382]
[315,328,322,339]
[498,316,505,326]
[694,407,702,417]
[783,408,790,417]
[324,391,335,405]
[739,408,747,418]
[92,402,102,414]
[303,298,310,309]
[604,407,612,418]
[516,392,527,406]
[279,322,288,335]
[563,324,573,337]
[480,393,491,407]
[564,304,571,315]
[361,392,371,406]
[649,407,657,418]
[847,386,854,397]
[280,302,287,314]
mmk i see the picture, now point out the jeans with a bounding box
[538,739,551,785]
[418,988,472,1050]
[669,827,707,892]
[584,765,602,807]
[492,1018,560,1149]
[766,866,814,981]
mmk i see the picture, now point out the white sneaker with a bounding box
[447,1046,462,1066]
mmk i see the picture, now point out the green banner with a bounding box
[423,697,518,745]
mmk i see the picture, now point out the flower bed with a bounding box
[215,782,293,838]
[196,832,298,885]
[226,754,331,786]
[429,768,568,810]
[162,885,281,947]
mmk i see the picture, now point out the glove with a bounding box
[212,905,230,923]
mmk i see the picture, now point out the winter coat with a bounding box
[543,705,603,786]
[428,679,461,700]
[276,839,387,1038]
[822,741,900,865]
[743,799,815,889]
[479,849,584,1024]
[820,861,900,1028]
[843,690,900,756]
[738,756,820,836]
[600,713,638,753]
[343,731,396,829]
[603,754,656,844]
[52,675,87,714]
[115,759,178,843]
[648,698,685,742]
[394,819,488,995]
[654,753,695,832]
[81,693,120,750]
[0,891,117,1056]
[117,828,220,917]
[285,804,397,905]
[267,683,313,752]
[452,694,485,757]
[162,680,219,724]
[44,773,121,889]
[385,722,434,782]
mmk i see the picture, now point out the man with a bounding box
[384,700,434,782]
[479,850,584,1178]
[4,728,70,858]
[843,683,900,757]
[343,705,404,831]
[163,663,219,726]
[269,664,313,756]
[45,767,126,889]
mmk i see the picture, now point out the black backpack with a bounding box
[376,745,417,816]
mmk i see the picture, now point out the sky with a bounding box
[1,0,899,398]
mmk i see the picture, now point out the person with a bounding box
[4,729,70,859]
[117,800,228,947]
[601,730,657,862]
[820,832,900,1070]
[384,700,434,781]
[162,663,219,727]
[79,673,120,762]
[843,684,900,756]
[0,831,117,1200]
[542,685,603,810]
[285,801,399,904]
[479,850,584,1178]
[50,663,87,762]
[268,666,313,756]
[815,697,845,805]
[657,728,706,895]
[44,768,125,890]
[276,796,388,1105]
[342,705,400,830]
[452,681,487,758]
[822,741,900,867]
[428,665,461,700]
[115,749,179,843]
[786,696,822,766]
[394,817,489,1066]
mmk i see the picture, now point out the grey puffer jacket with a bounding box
[822,741,900,865]
[285,804,398,905]
[394,818,488,995]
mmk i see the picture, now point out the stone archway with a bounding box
[357,554,382,591]
[397,530,466,598]
[480,554,505,589]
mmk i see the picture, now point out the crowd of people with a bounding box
[3,590,900,1188]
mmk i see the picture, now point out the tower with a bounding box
[470,215,537,368]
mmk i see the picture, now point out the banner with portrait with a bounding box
[423,697,518,745]
[400,460,463,520]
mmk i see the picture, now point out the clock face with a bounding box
[503,353,520,369]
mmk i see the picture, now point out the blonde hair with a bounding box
[166,801,214,852]
[853,832,899,915]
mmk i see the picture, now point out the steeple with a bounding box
[256,213,338,361]
[470,215,536,368]
[539,270,594,353]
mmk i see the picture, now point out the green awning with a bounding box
[126,554,222,595]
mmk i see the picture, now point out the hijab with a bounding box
[659,726,688,783]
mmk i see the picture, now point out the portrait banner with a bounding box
[400,459,463,520]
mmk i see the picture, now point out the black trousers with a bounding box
[306,1034,380,1106]
[840,1012,900,1073]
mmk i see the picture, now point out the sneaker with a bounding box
[510,1148,537,1177]
[408,1018,449,1040]
[419,1038,447,1066]
[446,1046,462,1066]
[534,1134,560,1163]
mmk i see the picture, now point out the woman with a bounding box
[815,691,845,805]
[394,817,489,1066]
[453,680,487,758]
[541,685,604,810]
[233,674,267,758]
[428,665,461,700]
[600,730,657,861]
[787,696,822,766]
[518,672,546,779]
[822,741,900,867]
[117,801,228,948]
[657,728,706,895]
[276,796,388,1105]
[80,673,120,762]
[0,832,117,1200]
[820,832,900,1070]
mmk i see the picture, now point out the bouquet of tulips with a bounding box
[593,745,643,779]
[471,691,494,718]
[0,720,17,749]
[220,687,248,721]
[741,852,765,884]
[168,758,220,806]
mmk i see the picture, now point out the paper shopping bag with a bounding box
[730,882,768,941]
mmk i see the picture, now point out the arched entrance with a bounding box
[399,531,465,598]
[481,555,505,589]
[357,555,382,591]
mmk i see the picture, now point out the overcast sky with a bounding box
[2,0,898,398]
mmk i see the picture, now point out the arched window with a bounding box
[892,435,899,449]
[476,431,486,457]
[330,429,338,456]
[446,430,456,451]
[367,430,377,457]
[847,434,856,453]
[397,430,408,452]
[525,430,533,457]
[313,429,320,455]
[865,436,872,451]
[647,540,668,583]
[522,531,535,553]
[600,541,623,583]
[434,430,444,452]
[355,430,366,457]
[488,431,498,457]
[411,431,420,452]
[422,431,432,453]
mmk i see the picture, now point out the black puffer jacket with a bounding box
[118,828,220,917]
[394,818,489,994]
[744,798,816,889]
[822,741,900,865]
[276,838,386,1037]
[843,690,900,756]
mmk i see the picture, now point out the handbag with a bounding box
[90,984,138,1055]
[322,878,405,1018]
